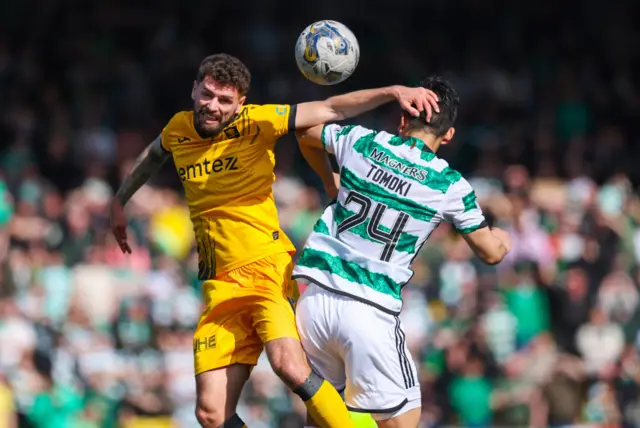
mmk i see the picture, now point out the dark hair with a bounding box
[407,76,459,137]
[196,54,251,95]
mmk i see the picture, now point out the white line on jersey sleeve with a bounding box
[321,124,374,166]
[441,177,487,234]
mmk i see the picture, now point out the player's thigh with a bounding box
[341,302,421,417]
[195,276,264,375]
[295,282,347,391]
[244,253,301,345]
[195,364,251,424]
[229,253,308,385]
[374,407,421,428]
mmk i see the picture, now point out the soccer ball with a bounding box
[295,20,360,85]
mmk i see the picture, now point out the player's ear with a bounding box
[191,81,198,101]
[398,113,408,133]
[441,127,455,145]
[236,96,246,114]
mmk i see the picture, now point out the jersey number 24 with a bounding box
[337,190,409,262]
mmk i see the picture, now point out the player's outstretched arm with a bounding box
[110,135,171,253]
[294,85,439,130]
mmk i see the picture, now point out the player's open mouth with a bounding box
[201,113,220,125]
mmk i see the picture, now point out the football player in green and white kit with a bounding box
[294,77,511,428]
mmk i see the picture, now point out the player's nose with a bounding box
[205,98,222,112]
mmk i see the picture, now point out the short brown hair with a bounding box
[196,54,251,95]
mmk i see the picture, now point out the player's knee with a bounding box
[267,342,325,403]
[266,337,310,388]
[195,399,225,427]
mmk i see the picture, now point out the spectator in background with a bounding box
[25,351,86,428]
[480,291,517,366]
[577,307,625,380]
[448,350,494,427]
[503,261,550,349]
[0,0,639,426]
[548,265,593,355]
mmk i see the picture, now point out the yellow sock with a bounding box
[303,380,355,428]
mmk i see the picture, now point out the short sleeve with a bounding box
[160,134,171,152]
[442,178,487,234]
[161,120,174,153]
[249,104,296,139]
[320,124,374,165]
[161,111,192,153]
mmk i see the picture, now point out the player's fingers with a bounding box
[113,226,130,253]
[402,101,420,117]
[426,89,440,103]
[116,238,126,253]
[424,103,433,123]
[414,92,426,111]
[416,95,431,120]
[426,91,440,113]
[117,240,132,254]
[112,226,125,240]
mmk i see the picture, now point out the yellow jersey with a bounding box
[161,104,296,278]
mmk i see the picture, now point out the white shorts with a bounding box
[295,282,421,420]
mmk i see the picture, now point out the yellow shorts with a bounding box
[193,252,300,375]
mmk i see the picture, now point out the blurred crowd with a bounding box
[1,0,639,427]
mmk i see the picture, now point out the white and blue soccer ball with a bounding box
[295,20,360,85]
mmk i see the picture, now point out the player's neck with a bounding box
[405,131,441,153]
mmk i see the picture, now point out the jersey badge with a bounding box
[224,126,240,139]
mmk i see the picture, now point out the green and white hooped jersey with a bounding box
[292,124,487,314]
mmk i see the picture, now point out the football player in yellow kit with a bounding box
[110,53,438,428]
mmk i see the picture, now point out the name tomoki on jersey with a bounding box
[292,124,487,314]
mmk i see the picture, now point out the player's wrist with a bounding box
[112,194,127,209]
[387,85,402,101]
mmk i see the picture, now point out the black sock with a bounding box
[217,413,246,428]
[292,370,323,402]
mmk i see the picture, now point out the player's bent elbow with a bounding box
[482,253,505,266]
[295,130,314,149]
[461,228,508,266]
[479,245,508,265]
[295,129,308,142]
[295,126,324,149]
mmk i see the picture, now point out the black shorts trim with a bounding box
[394,316,415,389]
[288,104,298,132]
[347,398,408,414]
[292,274,401,316]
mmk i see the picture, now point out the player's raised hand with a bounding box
[110,198,132,254]
[393,86,440,121]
